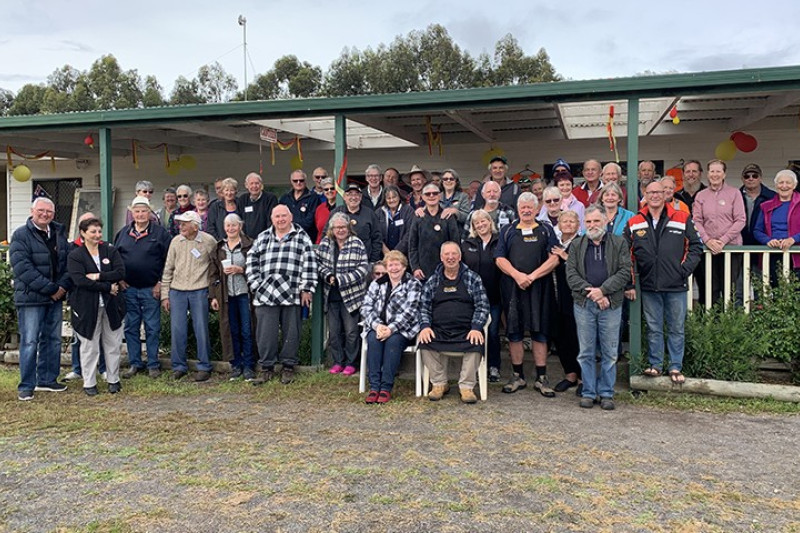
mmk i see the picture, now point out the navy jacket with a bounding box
[279,188,321,242]
[740,184,776,245]
[10,218,72,307]
[113,222,172,288]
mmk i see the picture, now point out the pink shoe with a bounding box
[342,365,357,376]
[329,364,344,374]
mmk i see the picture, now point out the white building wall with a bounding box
[7,128,796,241]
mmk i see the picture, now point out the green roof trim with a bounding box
[2,65,800,132]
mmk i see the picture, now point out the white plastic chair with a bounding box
[421,315,491,401]
[358,328,421,397]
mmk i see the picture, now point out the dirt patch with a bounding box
[0,370,798,532]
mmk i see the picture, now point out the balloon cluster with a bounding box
[669,105,679,125]
[715,131,758,161]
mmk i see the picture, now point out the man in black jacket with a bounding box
[10,197,72,400]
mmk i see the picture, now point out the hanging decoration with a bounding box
[669,105,680,125]
[12,164,32,183]
[715,139,738,161]
[730,131,758,153]
[336,152,348,196]
[426,116,444,157]
[606,105,620,162]
[84,134,95,149]
[6,145,57,172]
[131,140,170,170]
[269,136,302,166]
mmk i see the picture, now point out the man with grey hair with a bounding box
[237,172,277,239]
[126,180,160,225]
[311,167,329,199]
[161,210,217,382]
[10,197,73,400]
[495,192,560,397]
[637,160,657,200]
[361,164,385,210]
[566,205,631,410]
[464,180,515,235]
[575,159,603,206]
[279,169,320,241]
[473,156,520,211]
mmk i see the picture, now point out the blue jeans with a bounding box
[71,336,106,375]
[487,303,502,370]
[575,301,622,399]
[641,291,687,372]
[124,286,162,370]
[227,294,254,371]
[169,288,212,372]
[327,301,360,366]
[366,330,409,392]
[17,301,63,393]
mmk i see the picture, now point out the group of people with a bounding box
[10,156,797,409]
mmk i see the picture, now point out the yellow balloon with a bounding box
[290,155,303,171]
[166,162,181,176]
[179,155,196,170]
[672,117,680,125]
[12,164,32,182]
[715,139,737,161]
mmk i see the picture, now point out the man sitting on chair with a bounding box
[419,241,489,404]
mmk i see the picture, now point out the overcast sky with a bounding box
[3,0,799,95]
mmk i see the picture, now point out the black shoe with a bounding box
[84,386,99,397]
[229,367,244,381]
[172,370,187,381]
[108,382,121,394]
[18,390,34,401]
[148,368,162,379]
[575,383,583,397]
[193,371,211,382]
[35,382,67,392]
[122,366,143,379]
[554,379,578,393]
[579,397,594,409]
[243,368,257,381]
[252,369,275,385]
[281,366,295,384]
[600,398,616,411]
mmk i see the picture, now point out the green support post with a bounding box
[626,99,642,372]
[99,128,113,241]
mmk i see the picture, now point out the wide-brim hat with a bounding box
[402,164,431,185]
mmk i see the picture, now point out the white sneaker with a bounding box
[100,371,108,382]
[62,371,82,381]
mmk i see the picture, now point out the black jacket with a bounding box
[624,204,703,292]
[740,184,776,245]
[67,242,126,339]
[10,218,72,306]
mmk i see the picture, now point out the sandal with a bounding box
[643,367,661,377]
[669,370,685,384]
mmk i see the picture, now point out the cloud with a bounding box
[674,45,799,72]
[42,40,95,53]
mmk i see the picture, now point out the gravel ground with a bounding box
[0,371,798,533]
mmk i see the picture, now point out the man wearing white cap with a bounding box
[160,210,217,381]
[114,197,172,379]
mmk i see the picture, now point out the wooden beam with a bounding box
[553,103,570,140]
[346,115,422,146]
[630,376,800,402]
[168,122,261,146]
[645,96,680,136]
[728,90,800,130]
[443,110,495,142]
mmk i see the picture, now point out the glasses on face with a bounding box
[423,191,440,197]
[139,189,154,194]
[544,198,560,204]
[744,173,760,179]
[176,194,189,199]
[332,225,348,231]
[323,187,336,192]
[441,177,456,182]
[314,175,327,180]
[646,191,665,196]
[366,174,381,179]
[292,179,305,184]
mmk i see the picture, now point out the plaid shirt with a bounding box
[316,235,369,314]
[361,272,422,340]
[420,262,489,332]
[246,223,318,306]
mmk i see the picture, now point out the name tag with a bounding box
[521,228,533,236]
[443,286,457,293]
[523,236,538,243]
[191,248,202,259]
[244,206,254,213]
[394,219,404,226]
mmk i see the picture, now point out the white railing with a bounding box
[687,246,800,312]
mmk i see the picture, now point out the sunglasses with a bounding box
[423,191,440,197]
[139,189,154,194]
[441,177,456,182]
[314,175,327,180]
[292,179,305,184]
[323,187,336,192]
[176,194,189,199]
[744,173,760,179]
[544,198,560,204]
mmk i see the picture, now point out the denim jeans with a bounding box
[641,291,687,372]
[169,288,212,372]
[366,330,409,392]
[124,286,162,370]
[487,303,502,370]
[227,294,254,371]
[71,336,106,375]
[17,301,63,393]
[327,301,361,366]
[574,301,622,399]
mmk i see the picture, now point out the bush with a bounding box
[683,305,766,382]
[0,259,17,346]
[750,273,800,384]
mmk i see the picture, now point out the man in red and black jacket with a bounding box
[623,179,702,384]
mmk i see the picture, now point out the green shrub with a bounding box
[0,259,17,346]
[683,305,766,382]
[750,273,800,384]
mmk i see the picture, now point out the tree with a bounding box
[143,75,165,107]
[323,48,369,97]
[85,54,144,110]
[0,88,13,116]
[196,62,238,103]
[169,76,205,105]
[491,34,561,85]
[8,84,46,116]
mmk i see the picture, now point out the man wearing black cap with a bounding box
[473,156,520,212]
[328,183,383,263]
[739,163,776,302]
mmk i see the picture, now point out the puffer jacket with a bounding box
[10,218,72,306]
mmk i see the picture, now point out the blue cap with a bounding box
[553,158,570,172]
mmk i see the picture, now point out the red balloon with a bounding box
[84,134,94,147]
[730,131,746,143]
[737,134,758,153]
[669,106,677,118]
